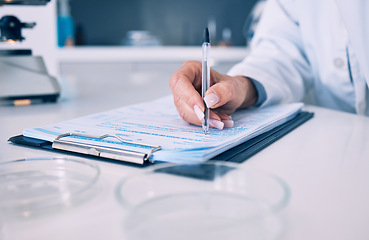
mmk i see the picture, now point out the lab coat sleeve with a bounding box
[228,0,314,107]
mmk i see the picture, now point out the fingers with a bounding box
[169,62,246,130]
[169,61,204,126]
[216,112,234,128]
[169,60,202,90]
[207,111,234,130]
[193,106,233,129]
[205,81,239,110]
[204,76,257,113]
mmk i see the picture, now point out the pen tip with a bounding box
[204,27,210,43]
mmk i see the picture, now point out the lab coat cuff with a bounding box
[249,78,267,107]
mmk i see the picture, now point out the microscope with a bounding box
[0,0,60,106]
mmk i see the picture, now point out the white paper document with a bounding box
[23,95,303,163]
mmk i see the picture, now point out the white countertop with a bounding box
[1,70,369,240]
[57,46,249,63]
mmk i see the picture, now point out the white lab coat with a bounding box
[228,0,369,115]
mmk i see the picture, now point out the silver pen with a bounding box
[202,27,210,134]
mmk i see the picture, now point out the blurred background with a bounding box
[67,0,259,47]
[0,0,262,110]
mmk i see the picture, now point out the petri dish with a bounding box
[116,161,290,240]
[0,157,100,219]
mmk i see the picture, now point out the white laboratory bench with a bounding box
[56,46,248,79]
[56,46,248,63]
[1,67,369,240]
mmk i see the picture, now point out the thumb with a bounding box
[204,81,237,109]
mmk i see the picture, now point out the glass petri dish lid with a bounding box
[116,161,290,240]
[0,157,100,219]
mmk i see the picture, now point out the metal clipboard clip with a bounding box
[52,133,161,164]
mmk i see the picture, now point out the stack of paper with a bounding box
[23,96,303,163]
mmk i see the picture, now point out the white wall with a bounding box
[0,1,59,77]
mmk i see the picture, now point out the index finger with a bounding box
[169,61,205,125]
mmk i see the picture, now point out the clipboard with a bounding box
[8,111,314,165]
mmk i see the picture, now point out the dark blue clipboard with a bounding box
[8,111,313,165]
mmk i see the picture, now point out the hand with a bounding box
[169,60,258,129]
